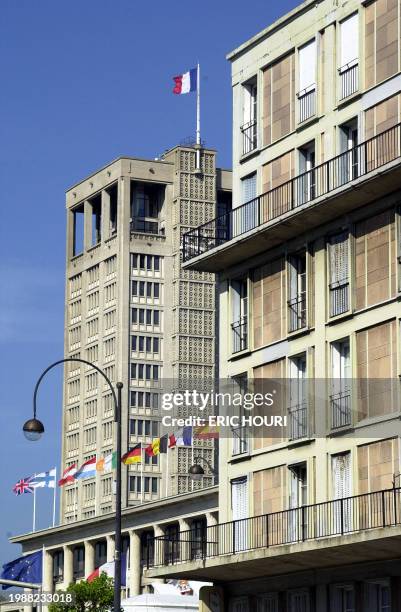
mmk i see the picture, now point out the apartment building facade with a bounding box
[62,146,230,522]
[146,0,401,610]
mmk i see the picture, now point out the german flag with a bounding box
[121,444,142,465]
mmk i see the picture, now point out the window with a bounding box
[363,581,391,612]
[129,419,158,437]
[131,308,160,328]
[257,594,279,612]
[231,279,248,353]
[287,251,307,332]
[288,590,310,612]
[339,14,359,99]
[52,550,64,584]
[73,546,84,579]
[140,531,155,567]
[241,77,257,155]
[241,173,256,205]
[331,339,351,428]
[130,391,159,410]
[330,584,355,612]
[328,231,349,316]
[95,542,107,569]
[130,363,160,382]
[131,182,164,234]
[129,476,157,494]
[232,375,249,455]
[288,354,307,439]
[298,40,316,123]
[229,597,249,612]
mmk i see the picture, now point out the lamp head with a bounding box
[188,463,204,482]
[23,418,44,442]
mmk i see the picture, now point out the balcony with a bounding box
[287,293,306,332]
[241,120,257,156]
[297,85,316,123]
[231,316,248,353]
[145,486,401,582]
[330,389,352,429]
[288,402,308,440]
[339,60,358,100]
[182,122,401,272]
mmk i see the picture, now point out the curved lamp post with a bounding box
[188,456,218,484]
[23,358,123,612]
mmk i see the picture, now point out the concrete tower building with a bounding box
[62,145,231,523]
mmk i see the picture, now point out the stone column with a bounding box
[152,524,165,584]
[179,518,191,562]
[129,530,141,597]
[84,541,95,577]
[101,189,111,241]
[106,535,115,563]
[63,545,73,588]
[83,200,92,251]
[43,549,53,592]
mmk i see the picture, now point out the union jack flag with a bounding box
[13,477,34,496]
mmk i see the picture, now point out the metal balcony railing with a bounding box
[339,61,358,100]
[298,85,316,123]
[288,293,307,332]
[231,316,248,353]
[329,280,349,317]
[330,389,352,429]
[288,402,308,440]
[182,122,401,262]
[241,120,257,155]
[145,486,401,568]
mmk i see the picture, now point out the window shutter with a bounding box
[329,232,349,285]
[298,39,316,91]
[340,13,358,68]
[241,174,257,204]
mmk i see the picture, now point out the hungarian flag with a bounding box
[194,424,219,439]
[121,444,142,465]
[169,426,192,448]
[173,67,197,94]
[58,464,77,487]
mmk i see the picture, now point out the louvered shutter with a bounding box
[329,232,349,285]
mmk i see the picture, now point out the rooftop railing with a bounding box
[146,486,401,568]
[182,122,401,262]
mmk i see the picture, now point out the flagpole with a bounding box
[195,62,201,172]
[165,445,169,498]
[52,467,57,527]
[140,443,144,504]
[32,483,36,532]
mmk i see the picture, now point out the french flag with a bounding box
[173,67,197,95]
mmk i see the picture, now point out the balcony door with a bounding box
[289,463,307,541]
[237,173,257,235]
[297,143,315,205]
[231,279,248,353]
[232,477,248,552]
[331,339,351,429]
[332,452,352,533]
[339,119,358,185]
[288,354,307,440]
[288,252,307,332]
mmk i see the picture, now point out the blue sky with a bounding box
[0,0,299,569]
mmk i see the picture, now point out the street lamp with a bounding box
[188,456,218,483]
[22,358,123,612]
